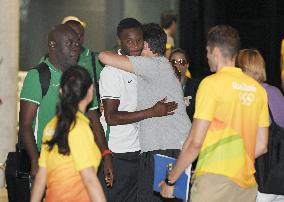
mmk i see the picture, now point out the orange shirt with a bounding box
[39,112,101,202]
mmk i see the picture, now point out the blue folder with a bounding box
[153,154,190,201]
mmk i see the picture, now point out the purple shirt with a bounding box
[262,83,284,128]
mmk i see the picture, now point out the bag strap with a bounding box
[91,51,101,105]
[268,105,275,123]
[37,62,51,97]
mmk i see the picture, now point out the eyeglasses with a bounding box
[170,59,188,66]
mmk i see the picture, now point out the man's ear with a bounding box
[213,47,222,60]
[49,41,56,49]
[59,87,62,95]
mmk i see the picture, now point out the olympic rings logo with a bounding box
[239,92,255,106]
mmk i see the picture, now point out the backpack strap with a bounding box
[91,51,101,105]
[34,62,51,98]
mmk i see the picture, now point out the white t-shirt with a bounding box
[99,65,140,153]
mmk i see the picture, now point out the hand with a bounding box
[151,97,178,117]
[103,155,114,187]
[30,159,39,177]
[159,181,175,198]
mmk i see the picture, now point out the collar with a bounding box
[219,66,242,73]
[117,49,123,55]
[44,58,61,73]
[81,47,90,56]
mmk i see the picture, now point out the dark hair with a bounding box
[169,48,189,63]
[207,25,241,59]
[143,23,167,55]
[117,18,142,38]
[160,10,177,29]
[45,66,92,155]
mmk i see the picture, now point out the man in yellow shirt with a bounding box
[160,25,269,202]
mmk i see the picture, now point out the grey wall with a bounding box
[20,0,179,70]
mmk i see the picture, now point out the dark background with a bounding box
[180,0,284,89]
[20,0,284,88]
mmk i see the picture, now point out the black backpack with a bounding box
[35,52,101,102]
[255,107,284,195]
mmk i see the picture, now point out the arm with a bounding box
[30,167,46,202]
[19,101,39,177]
[255,127,269,158]
[86,109,113,187]
[160,119,210,198]
[98,51,134,73]
[80,167,107,202]
[103,97,177,126]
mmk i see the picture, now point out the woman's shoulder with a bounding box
[263,83,283,96]
[42,116,58,141]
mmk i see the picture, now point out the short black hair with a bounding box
[160,10,177,29]
[143,23,167,56]
[117,18,142,38]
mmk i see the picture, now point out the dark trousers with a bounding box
[98,151,140,202]
[137,149,183,202]
[5,152,30,202]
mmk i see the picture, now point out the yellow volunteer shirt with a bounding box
[194,67,269,188]
[39,112,101,202]
[281,39,284,88]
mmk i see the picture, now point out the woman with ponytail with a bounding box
[30,66,106,202]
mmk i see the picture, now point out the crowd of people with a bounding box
[10,10,284,202]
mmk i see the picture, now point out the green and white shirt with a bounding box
[20,57,99,150]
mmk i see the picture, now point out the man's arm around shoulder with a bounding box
[99,51,134,73]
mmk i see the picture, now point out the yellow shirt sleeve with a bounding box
[38,117,57,168]
[194,77,218,121]
[258,90,270,127]
[69,121,101,171]
[281,39,284,70]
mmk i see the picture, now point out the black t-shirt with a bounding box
[184,78,200,122]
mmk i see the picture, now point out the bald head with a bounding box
[48,24,80,70]
[48,24,76,46]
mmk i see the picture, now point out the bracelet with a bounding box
[102,149,112,157]
[165,177,175,186]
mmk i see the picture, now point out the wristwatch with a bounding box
[165,177,175,186]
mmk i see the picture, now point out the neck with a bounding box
[164,28,171,36]
[78,101,87,113]
[216,57,235,72]
[49,54,69,72]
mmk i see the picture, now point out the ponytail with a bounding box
[45,66,92,155]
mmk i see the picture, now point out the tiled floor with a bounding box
[0,187,8,202]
